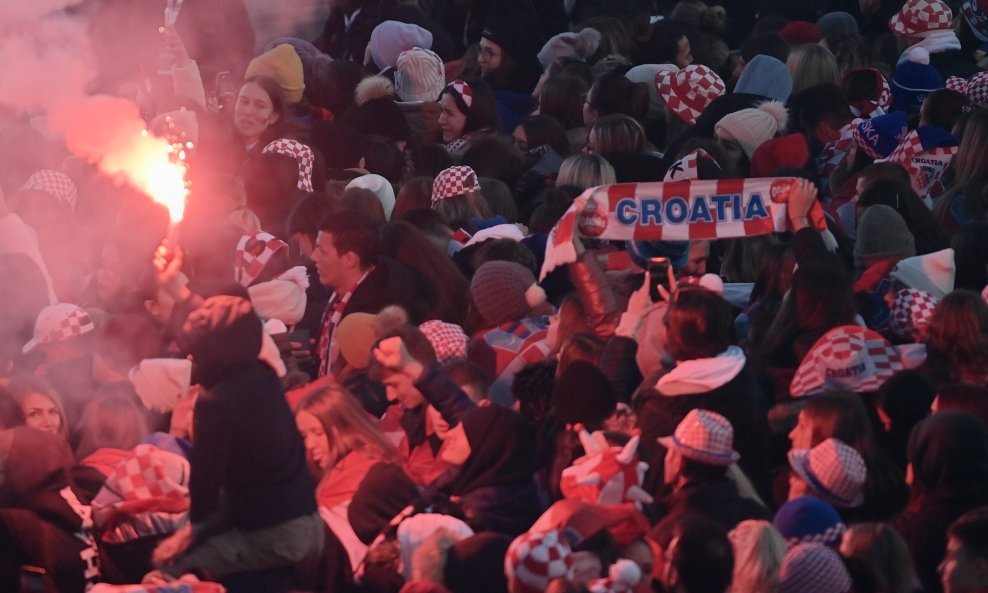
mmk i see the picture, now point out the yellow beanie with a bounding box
[245,44,305,104]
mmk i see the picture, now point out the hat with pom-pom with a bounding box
[505,530,574,593]
[470,261,545,327]
[561,428,653,507]
[751,133,810,177]
[892,47,944,114]
[777,543,852,593]
[852,111,909,160]
[890,0,954,36]
[773,496,847,548]
[368,21,433,71]
[588,559,643,593]
[538,28,602,68]
[714,100,789,159]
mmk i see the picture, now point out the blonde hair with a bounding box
[296,384,399,475]
[556,154,617,188]
[788,44,840,95]
[432,191,493,225]
[840,523,920,593]
[728,520,786,593]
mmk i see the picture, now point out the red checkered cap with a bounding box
[23,303,95,353]
[234,231,289,287]
[658,409,740,466]
[889,0,953,35]
[789,438,867,508]
[789,325,903,397]
[419,320,469,363]
[656,65,726,126]
[110,444,190,502]
[505,529,574,593]
[890,288,938,341]
[262,138,315,192]
[21,169,78,211]
[448,79,473,109]
[432,165,482,204]
[778,543,852,593]
[949,72,988,106]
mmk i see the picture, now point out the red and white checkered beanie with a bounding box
[658,409,740,466]
[505,529,574,593]
[945,72,988,107]
[788,438,867,508]
[234,231,289,287]
[656,65,726,126]
[262,138,314,192]
[778,543,852,593]
[21,169,78,211]
[447,79,474,109]
[561,429,653,506]
[432,165,482,205]
[105,444,190,509]
[419,319,469,363]
[889,0,953,36]
[790,326,904,397]
[890,288,938,341]
[23,303,95,353]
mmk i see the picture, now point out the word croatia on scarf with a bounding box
[541,177,826,279]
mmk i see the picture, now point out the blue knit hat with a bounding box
[773,495,847,548]
[852,111,908,159]
[736,55,793,102]
[892,47,944,114]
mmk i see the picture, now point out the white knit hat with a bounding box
[715,101,789,158]
[346,173,396,220]
[395,47,446,103]
[889,248,955,298]
[368,20,433,71]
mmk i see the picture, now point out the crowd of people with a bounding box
[2,0,988,592]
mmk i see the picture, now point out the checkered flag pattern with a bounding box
[656,65,726,126]
[234,231,289,287]
[448,79,473,108]
[789,438,867,508]
[111,444,190,503]
[505,530,574,593]
[659,409,740,466]
[432,165,482,204]
[23,303,95,353]
[778,543,852,593]
[790,325,903,397]
[262,138,315,192]
[419,320,469,363]
[890,288,938,341]
[787,523,848,548]
[879,129,958,198]
[889,0,953,35]
[945,72,988,107]
[21,169,78,211]
[962,0,988,42]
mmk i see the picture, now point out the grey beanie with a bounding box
[854,205,916,270]
[736,55,794,102]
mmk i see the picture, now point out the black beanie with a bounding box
[552,360,617,426]
[348,462,420,545]
[345,98,411,144]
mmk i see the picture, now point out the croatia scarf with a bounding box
[540,177,828,279]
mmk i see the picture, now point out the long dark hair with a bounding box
[440,78,500,136]
[239,75,290,146]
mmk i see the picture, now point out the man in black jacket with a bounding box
[150,296,323,581]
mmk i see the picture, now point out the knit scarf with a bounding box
[898,31,962,64]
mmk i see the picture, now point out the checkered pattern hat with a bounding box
[889,0,953,35]
[23,303,95,353]
[890,288,938,341]
[432,165,482,205]
[107,444,190,506]
[777,543,852,593]
[447,79,473,109]
[505,529,574,593]
[790,325,904,397]
[961,0,988,41]
[21,169,78,211]
[845,68,893,118]
[262,138,314,192]
[789,438,867,508]
[945,72,988,107]
[419,319,469,363]
[773,496,847,548]
[656,65,726,126]
[658,409,740,466]
[234,231,289,287]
